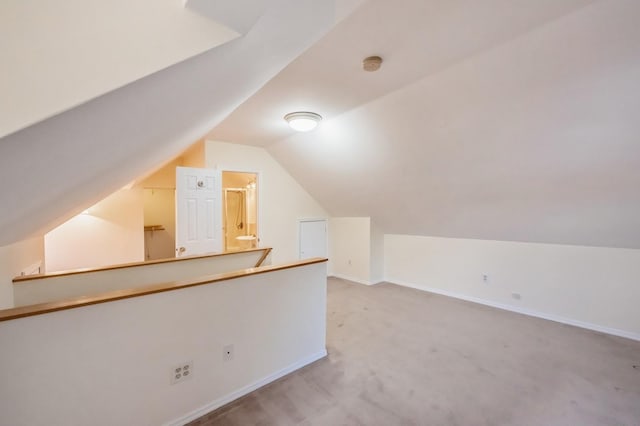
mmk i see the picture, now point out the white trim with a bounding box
[329,274,382,285]
[165,349,327,426]
[298,218,328,260]
[298,217,329,223]
[387,278,640,342]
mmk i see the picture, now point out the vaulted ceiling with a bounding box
[2,0,639,250]
[0,0,352,246]
[1,0,240,138]
[213,0,640,249]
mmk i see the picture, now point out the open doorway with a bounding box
[222,171,258,251]
[141,142,205,260]
[143,188,175,260]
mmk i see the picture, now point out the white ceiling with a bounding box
[1,0,638,250]
[210,0,596,145]
[214,0,640,248]
[0,0,345,246]
[0,0,240,138]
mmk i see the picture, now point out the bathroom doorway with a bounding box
[222,171,259,251]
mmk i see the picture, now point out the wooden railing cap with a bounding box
[13,247,271,283]
[1,257,327,322]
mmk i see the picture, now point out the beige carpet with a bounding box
[189,278,640,425]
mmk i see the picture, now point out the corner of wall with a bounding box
[328,217,379,285]
[0,236,45,309]
[369,221,385,284]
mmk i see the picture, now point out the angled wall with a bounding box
[0,0,340,249]
[44,189,144,272]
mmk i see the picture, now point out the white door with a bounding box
[299,219,327,259]
[175,167,222,257]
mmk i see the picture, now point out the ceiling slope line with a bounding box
[0,0,342,247]
[184,0,276,35]
[0,0,246,139]
[265,0,640,249]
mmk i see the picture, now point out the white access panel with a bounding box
[299,219,328,259]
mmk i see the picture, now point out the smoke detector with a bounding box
[363,56,383,72]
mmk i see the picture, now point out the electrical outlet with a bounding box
[171,361,193,384]
[512,292,522,300]
[348,259,352,266]
[223,344,234,362]
[482,274,489,284]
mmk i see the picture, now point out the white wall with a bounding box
[328,217,371,284]
[328,217,384,285]
[1,1,239,138]
[14,250,269,307]
[369,222,384,284]
[0,237,44,309]
[384,234,640,340]
[45,189,144,272]
[205,140,328,264]
[0,261,327,426]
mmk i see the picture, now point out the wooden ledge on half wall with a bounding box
[12,247,273,283]
[0,257,327,322]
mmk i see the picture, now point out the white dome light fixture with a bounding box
[284,111,322,132]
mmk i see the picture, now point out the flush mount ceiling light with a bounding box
[284,111,322,132]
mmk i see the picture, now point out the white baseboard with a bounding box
[388,278,640,342]
[165,349,328,426]
[329,274,373,286]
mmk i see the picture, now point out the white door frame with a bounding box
[220,169,263,248]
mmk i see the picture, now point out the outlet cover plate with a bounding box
[171,361,193,384]
[223,344,234,362]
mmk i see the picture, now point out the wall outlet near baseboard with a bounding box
[171,361,193,384]
[482,274,489,284]
[223,344,234,362]
[512,292,522,300]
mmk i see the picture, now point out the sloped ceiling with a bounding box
[0,0,347,247]
[0,0,240,138]
[210,0,597,145]
[214,0,640,249]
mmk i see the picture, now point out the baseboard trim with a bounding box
[388,279,640,342]
[165,349,328,426]
[329,274,372,286]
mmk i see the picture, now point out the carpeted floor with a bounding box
[188,277,640,425]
